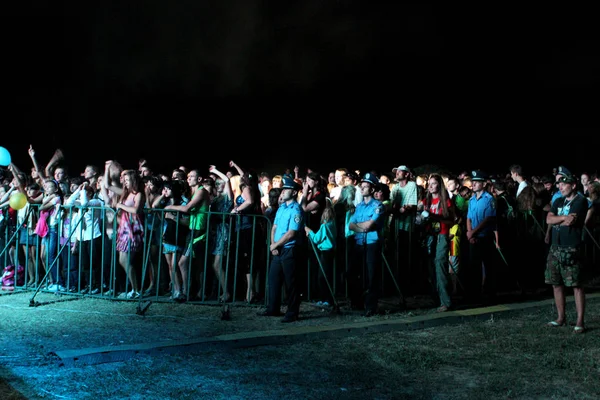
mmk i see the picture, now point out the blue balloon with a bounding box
[0,146,11,167]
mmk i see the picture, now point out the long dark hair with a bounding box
[425,173,450,218]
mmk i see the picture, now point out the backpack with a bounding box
[1,265,25,291]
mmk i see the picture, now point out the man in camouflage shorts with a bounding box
[544,168,588,334]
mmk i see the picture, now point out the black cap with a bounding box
[557,166,572,177]
[559,175,576,184]
[361,172,378,186]
[471,170,489,181]
[281,176,301,191]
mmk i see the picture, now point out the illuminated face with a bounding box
[379,175,390,185]
[306,177,316,189]
[359,183,371,196]
[260,180,271,193]
[335,171,346,186]
[328,173,335,184]
[428,178,439,194]
[123,175,132,189]
[54,168,65,182]
[84,166,96,179]
[581,174,590,186]
[447,179,458,193]
[187,171,199,187]
[472,180,484,193]
[559,181,575,197]
[44,181,58,194]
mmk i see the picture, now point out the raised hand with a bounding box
[28,145,35,158]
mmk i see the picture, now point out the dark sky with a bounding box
[3,2,599,178]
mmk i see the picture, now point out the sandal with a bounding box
[573,326,586,334]
[546,321,566,328]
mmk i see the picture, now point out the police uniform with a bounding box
[466,170,498,302]
[348,173,386,315]
[262,177,304,322]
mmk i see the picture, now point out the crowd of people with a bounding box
[0,147,598,330]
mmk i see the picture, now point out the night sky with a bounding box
[3,2,599,179]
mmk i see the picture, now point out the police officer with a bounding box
[466,170,498,304]
[348,172,386,316]
[258,176,304,323]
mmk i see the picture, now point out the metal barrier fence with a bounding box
[1,203,599,306]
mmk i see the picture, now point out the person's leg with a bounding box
[573,286,585,329]
[364,243,382,315]
[435,235,451,310]
[265,254,283,314]
[282,247,300,319]
[177,253,190,297]
[552,285,567,325]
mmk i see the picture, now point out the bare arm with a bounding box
[229,160,244,177]
[166,186,207,213]
[44,148,64,178]
[231,186,253,213]
[209,165,233,200]
[116,192,143,214]
[27,145,50,184]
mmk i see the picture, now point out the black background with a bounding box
[3,1,599,178]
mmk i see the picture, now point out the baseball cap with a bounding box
[392,165,411,173]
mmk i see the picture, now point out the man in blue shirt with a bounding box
[349,172,386,317]
[466,170,498,304]
[258,177,304,323]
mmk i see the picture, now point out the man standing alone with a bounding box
[545,172,588,334]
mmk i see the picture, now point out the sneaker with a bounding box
[126,290,140,299]
[47,284,58,291]
[90,287,100,295]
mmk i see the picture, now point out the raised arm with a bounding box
[44,148,64,179]
[27,144,50,184]
[229,160,244,177]
[210,165,233,200]
[103,160,123,196]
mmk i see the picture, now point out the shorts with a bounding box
[544,245,582,287]
[448,255,460,274]
[19,227,39,247]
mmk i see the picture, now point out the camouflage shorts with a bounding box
[544,245,582,287]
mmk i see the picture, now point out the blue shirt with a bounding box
[350,198,386,245]
[273,201,304,248]
[467,191,497,238]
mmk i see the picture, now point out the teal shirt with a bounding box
[308,220,337,251]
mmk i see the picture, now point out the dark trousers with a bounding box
[316,249,335,304]
[348,242,382,312]
[467,235,497,301]
[267,247,300,317]
[80,237,103,289]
